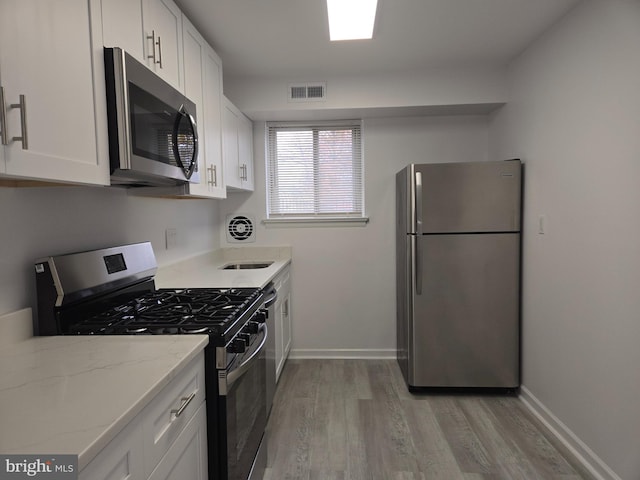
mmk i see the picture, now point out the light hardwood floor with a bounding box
[263,359,593,480]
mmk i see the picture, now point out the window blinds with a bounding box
[267,121,363,219]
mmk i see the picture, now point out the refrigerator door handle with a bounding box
[415,171,423,234]
[414,171,423,295]
[414,235,422,295]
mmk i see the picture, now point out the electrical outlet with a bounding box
[165,228,178,250]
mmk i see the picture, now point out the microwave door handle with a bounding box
[172,106,199,179]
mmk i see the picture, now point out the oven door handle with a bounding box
[225,323,268,390]
[263,283,277,308]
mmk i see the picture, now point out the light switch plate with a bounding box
[165,228,178,249]
[538,215,546,234]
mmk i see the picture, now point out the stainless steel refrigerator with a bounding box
[396,160,522,391]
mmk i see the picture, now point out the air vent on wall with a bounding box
[288,82,326,102]
[226,214,256,243]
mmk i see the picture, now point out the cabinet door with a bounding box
[274,295,285,381]
[181,17,208,197]
[223,96,254,192]
[0,0,109,185]
[222,99,241,189]
[282,293,292,358]
[202,45,226,197]
[182,16,225,199]
[79,416,145,480]
[238,113,254,190]
[142,353,205,477]
[143,0,184,92]
[148,403,208,480]
[101,0,145,62]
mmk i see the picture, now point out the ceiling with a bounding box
[175,0,583,82]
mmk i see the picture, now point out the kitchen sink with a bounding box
[221,262,273,270]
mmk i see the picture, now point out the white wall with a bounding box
[0,186,220,318]
[221,115,490,357]
[488,1,640,479]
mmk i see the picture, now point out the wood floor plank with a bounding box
[265,360,593,480]
[400,396,465,479]
[458,397,542,479]
[428,395,493,474]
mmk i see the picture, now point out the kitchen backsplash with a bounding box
[0,185,221,319]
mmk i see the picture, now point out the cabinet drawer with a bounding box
[147,403,208,480]
[79,415,144,480]
[272,268,290,291]
[142,352,206,477]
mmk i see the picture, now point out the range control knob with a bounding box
[238,333,251,346]
[227,338,246,354]
[254,311,267,324]
[245,321,260,334]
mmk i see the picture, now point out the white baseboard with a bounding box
[519,386,621,480]
[289,348,396,360]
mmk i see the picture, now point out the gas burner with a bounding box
[65,286,263,342]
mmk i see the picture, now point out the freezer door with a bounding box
[414,160,521,233]
[409,233,520,388]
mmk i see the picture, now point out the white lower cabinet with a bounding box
[79,352,207,480]
[78,415,145,480]
[148,404,208,480]
[274,267,292,382]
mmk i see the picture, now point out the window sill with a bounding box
[263,217,369,228]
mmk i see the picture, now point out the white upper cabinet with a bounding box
[223,96,254,191]
[0,0,109,186]
[180,16,225,199]
[143,0,184,92]
[101,0,145,61]
[201,44,226,198]
[102,0,184,92]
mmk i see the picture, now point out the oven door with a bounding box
[217,323,268,480]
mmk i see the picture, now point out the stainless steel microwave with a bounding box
[104,47,199,187]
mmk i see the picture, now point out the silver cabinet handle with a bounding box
[0,87,8,146]
[147,30,157,65]
[156,35,163,68]
[10,94,28,150]
[170,391,196,418]
[207,165,218,186]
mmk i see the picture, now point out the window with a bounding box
[266,121,365,222]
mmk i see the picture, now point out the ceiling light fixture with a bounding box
[327,0,378,41]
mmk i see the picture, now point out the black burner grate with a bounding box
[68,288,262,338]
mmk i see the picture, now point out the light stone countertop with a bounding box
[155,246,292,289]
[0,309,208,470]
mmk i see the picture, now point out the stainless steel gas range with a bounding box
[34,242,269,480]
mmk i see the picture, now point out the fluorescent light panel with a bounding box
[327,0,378,41]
